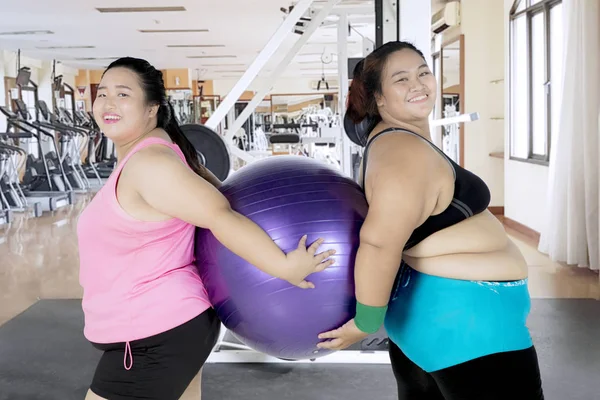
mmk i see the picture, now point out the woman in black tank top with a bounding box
[317,42,544,400]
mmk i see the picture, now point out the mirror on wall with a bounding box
[253,99,272,131]
[193,94,220,125]
[440,35,464,165]
[270,93,338,131]
[167,89,194,125]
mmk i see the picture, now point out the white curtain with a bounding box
[538,0,600,273]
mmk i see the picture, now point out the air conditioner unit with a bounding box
[431,1,461,34]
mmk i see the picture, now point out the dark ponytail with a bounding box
[103,57,214,181]
[158,101,214,181]
[346,59,373,124]
[344,59,380,146]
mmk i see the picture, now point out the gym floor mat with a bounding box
[0,299,598,400]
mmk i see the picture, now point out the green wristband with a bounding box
[354,302,387,334]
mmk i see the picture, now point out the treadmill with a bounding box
[0,132,43,218]
[34,100,98,191]
[0,105,74,212]
[0,142,14,225]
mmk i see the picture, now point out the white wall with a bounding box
[37,61,54,110]
[502,0,549,232]
[461,0,506,207]
[400,0,433,65]
[505,161,549,232]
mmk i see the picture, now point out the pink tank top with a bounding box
[77,137,211,369]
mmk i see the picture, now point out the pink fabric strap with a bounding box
[113,137,185,176]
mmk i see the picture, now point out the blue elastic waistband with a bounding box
[384,266,533,372]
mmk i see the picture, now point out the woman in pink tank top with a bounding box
[78,57,337,400]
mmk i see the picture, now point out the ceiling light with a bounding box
[0,30,54,36]
[139,29,208,33]
[202,64,246,67]
[97,7,186,13]
[73,57,120,61]
[36,46,95,49]
[167,45,225,48]
[300,72,337,76]
[297,52,337,56]
[187,55,236,59]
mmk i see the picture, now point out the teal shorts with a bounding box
[384,263,533,373]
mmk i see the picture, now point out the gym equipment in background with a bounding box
[31,100,100,192]
[0,133,43,219]
[0,105,74,212]
[71,109,115,180]
[181,124,231,181]
[195,155,367,360]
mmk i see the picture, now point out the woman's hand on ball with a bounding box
[284,235,336,289]
[316,319,369,350]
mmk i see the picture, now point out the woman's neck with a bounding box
[115,135,148,163]
[115,125,159,162]
[373,117,431,141]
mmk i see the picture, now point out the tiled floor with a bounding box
[2,193,598,330]
[507,227,600,300]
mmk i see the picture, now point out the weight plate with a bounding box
[180,124,231,181]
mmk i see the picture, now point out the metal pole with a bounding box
[386,0,400,43]
[205,0,316,130]
[376,0,399,47]
[337,12,353,177]
[375,0,383,47]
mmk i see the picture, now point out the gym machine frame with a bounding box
[205,0,479,365]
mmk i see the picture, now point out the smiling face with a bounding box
[375,49,437,124]
[92,67,159,144]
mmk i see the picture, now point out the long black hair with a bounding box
[103,57,210,179]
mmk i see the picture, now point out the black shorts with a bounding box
[389,340,544,400]
[89,307,220,400]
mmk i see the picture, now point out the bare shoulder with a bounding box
[117,144,193,203]
[365,131,443,188]
[358,132,445,248]
[369,129,437,159]
[126,143,185,175]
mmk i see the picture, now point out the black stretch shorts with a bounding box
[89,308,220,400]
[389,340,545,400]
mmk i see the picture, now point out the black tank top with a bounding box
[361,128,491,250]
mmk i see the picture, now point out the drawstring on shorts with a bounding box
[124,341,133,370]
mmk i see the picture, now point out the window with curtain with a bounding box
[509,0,563,164]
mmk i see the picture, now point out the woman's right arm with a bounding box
[128,146,336,288]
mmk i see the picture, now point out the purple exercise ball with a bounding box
[194,155,368,360]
